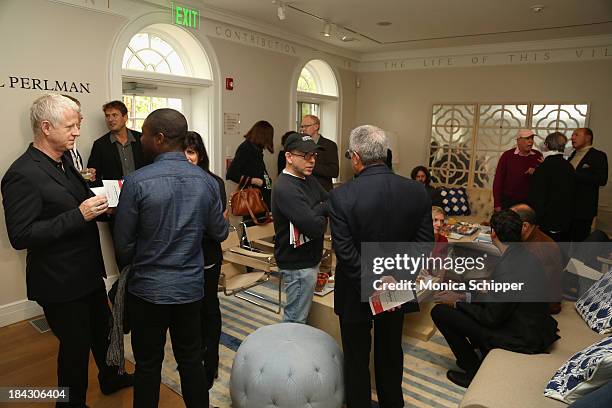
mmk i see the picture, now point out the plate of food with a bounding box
[447,222,479,236]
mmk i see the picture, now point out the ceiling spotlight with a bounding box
[530,4,545,13]
[277,2,286,20]
[321,22,331,37]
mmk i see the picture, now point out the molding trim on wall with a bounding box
[357,35,612,72]
[0,300,43,328]
[51,0,360,62]
[0,276,119,328]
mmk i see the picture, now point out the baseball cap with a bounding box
[283,132,323,153]
[517,129,536,139]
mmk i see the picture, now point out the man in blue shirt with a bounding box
[114,108,228,408]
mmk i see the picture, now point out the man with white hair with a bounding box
[2,93,132,407]
[329,125,433,407]
[493,129,543,211]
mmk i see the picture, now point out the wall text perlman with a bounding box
[0,76,91,93]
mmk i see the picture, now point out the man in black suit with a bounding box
[2,94,132,407]
[86,100,146,187]
[300,114,339,191]
[431,210,559,388]
[569,128,608,242]
[528,132,575,241]
[329,125,433,408]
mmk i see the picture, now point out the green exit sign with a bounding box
[171,2,200,29]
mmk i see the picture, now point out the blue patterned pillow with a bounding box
[439,187,471,216]
[575,268,612,334]
[544,337,612,403]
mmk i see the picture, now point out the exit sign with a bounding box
[171,2,200,30]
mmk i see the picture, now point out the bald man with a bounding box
[569,128,608,242]
[299,114,339,191]
[511,204,563,314]
[114,108,228,407]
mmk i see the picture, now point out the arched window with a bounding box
[297,67,318,93]
[116,24,216,169]
[295,60,340,143]
[122,32,186,75]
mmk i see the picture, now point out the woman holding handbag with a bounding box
[184,131,227,390]
[226,120,274,225]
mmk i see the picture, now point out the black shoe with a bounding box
[100,373,134,395]
[446,370,474,388]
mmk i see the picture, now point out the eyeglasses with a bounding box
[291,152,318,160]
[300,123,317,129]
[344,149,354,159]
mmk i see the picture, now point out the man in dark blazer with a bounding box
[300,114,339,191]
[568,128,608,242]
[2,94,132,407]
[329,125,433,408]
[87,100,146,187]
[431,210,559,388]
[528,132,575,241]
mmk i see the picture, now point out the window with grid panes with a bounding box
[428,103,589,188]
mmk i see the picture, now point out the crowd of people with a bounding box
[1,92,609,408]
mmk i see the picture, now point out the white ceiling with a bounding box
[195,0,612,54]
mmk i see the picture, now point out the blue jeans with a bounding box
[281,264,318,323]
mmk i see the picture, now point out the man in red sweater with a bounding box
[493,129,543,211]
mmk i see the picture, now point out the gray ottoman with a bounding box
[230,323,344,408]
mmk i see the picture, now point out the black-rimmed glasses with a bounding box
[291,152,318,160]
[344,149,354,159]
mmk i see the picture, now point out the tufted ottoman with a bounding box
[230,323,344,408]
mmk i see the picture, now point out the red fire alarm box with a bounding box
[225,77,234,90]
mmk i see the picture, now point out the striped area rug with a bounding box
[124,283,465,407]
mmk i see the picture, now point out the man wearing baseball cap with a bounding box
[493,129,543,211]
[272,132,329,323]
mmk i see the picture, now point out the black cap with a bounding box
[283,132,323,153]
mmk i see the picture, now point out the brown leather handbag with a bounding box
[229,176,272,225]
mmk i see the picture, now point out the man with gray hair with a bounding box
[329,125,433,407]
[2,93,132,407]
[528,132,575,241]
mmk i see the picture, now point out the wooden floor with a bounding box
[0,317,185,408]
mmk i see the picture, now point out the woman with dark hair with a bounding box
[184,131,226,390]
[411,165,441,204]
[226,120,274,216]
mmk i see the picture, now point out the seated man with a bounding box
[431,210,559,388]
[511,203,564,314]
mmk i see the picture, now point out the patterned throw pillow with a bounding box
[439,187,471,216]
[575,268,612,334]
[544,337,612,403]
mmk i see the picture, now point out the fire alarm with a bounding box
[225,77,234,90]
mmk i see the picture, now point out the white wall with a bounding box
[351,60,612,228]
[0,0,356,325]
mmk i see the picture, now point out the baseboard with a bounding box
[0,276,120,328]
[0,299,43,328]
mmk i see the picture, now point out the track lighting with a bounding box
[321,22,331,37]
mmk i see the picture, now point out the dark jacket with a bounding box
[329,164,434,323]
[569,147,608,220]
[313,135,339,191]
[272,172,329,269]
[2,144,106,303]
[457,244,560,354]
[203,172,227,267]
[528,154,575,233]
[226,139,271,208]
[86,130,146,187]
